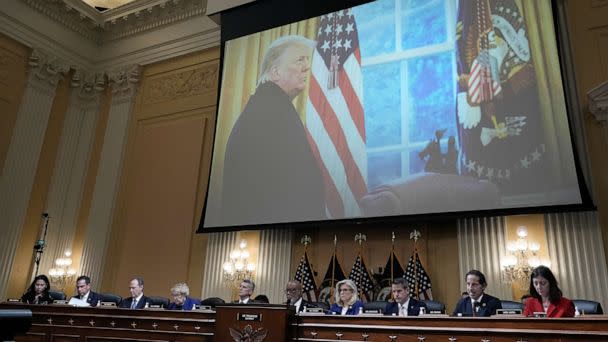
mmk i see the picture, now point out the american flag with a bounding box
[294,251,318,302]
[405,251,433,300]
[306,8,367,219]
[348,254,374,302]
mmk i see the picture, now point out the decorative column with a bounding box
[79,65,140,286]
[37,71,106,277]
[256,229,293,303]
[0,49,69,299]
[201,232,237,300]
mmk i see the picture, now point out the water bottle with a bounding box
[358,307,363,315]
[419,307,426,316]
[575,306,580,317]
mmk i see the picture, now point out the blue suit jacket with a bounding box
[452,294,502,317]
[329,300,364,315]
[384,298,427,316]
[166,297,201,311]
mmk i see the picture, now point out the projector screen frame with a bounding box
[197,0,595,234]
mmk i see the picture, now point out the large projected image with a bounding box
[203,0,582,229]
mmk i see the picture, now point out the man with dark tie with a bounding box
[452,270,501,317]
[71,275,102,307]
[384,278,427,316]
[234,279,256,304]
[285,280,311,313]
[119,277,150,309]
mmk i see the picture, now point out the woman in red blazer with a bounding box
[523,265,575,317]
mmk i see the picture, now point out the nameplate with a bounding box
[193,304,212,310]
[428,310,445,315]
[147,304,163,310]
[100,302,116,307]
[363,309,382,314]
[238,313,262,322]
[6,298,21,302]
[533,311,547,318]
[53,300,70,305]
[303,307,324,313]
[496,309,522,315]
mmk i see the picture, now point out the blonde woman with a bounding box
[328,279,364,315]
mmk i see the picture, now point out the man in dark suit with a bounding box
[452,270,502,317]
[119,277,150,309]
[233,279,257,304]
[384,278,427,316]
[71,275,102,307]
[285,280,312,313]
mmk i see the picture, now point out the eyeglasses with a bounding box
[285,288,299,293]
[339,288,353,292]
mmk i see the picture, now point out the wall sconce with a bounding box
[222,240,256,287]
[48,250,77,293]
[501,226,549,289]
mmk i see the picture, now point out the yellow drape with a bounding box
[208,18,318,210]
[518,0,577,187]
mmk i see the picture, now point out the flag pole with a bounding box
[390,231,395,283]
[354,233,367,300]
[410,229,421,299]
[330,235,337,302]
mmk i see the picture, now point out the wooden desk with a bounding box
[295,314,608,341]
[4,303,608,342]
[1,303,215,342]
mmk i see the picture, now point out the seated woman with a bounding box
[166,282,200,310]
[328,279,364,315]
[523,265,575,317]
[21,275,53,304]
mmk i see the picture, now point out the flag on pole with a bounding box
[306,8,367,219]
[348,254,375,302]
[294,251,318,302]
[318,252,346,304]
[405,250,433,300]
[376,250,405,300]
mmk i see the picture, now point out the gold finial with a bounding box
[409,229,421,242]
[300,235,312,246]
[354,233,367,246]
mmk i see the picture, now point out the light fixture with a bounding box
[223,240,255,287]
[501,226,550,289]
[48,250,77,293]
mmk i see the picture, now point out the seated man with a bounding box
[384,278,427,316]
[452,270,501,317]
[71,275,102,307]
[119,277,150,309]
[166,282,200,310]
[285,280,312,313]
[234,279,256,304]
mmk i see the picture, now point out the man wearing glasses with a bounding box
[285,280,312,313]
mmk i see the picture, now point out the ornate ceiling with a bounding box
[80,0,139,11]
[21,0,211,43]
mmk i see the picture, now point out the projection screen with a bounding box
[201,0,585,230]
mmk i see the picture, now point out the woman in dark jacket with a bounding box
[21,275,53,304]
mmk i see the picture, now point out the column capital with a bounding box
[70,70,106,103]
[28,49,70,89]
[108,64,141,103]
